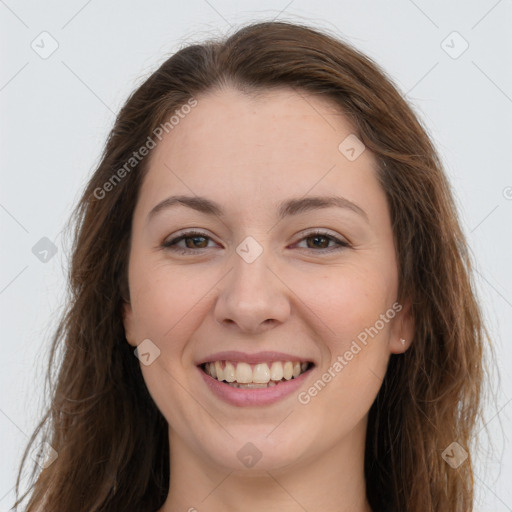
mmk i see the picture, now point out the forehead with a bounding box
[157,87,359,168]
[136,86,385,222]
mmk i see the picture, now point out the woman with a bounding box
[13,20,488,512]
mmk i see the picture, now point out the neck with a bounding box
[158,418,372,512]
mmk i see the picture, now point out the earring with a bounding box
[400,338,406,346]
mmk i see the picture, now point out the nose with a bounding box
[214,249,291,335]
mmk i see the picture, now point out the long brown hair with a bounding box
[12,20,489,512]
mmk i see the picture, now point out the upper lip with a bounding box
[196,351,315,366]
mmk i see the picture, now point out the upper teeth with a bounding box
[204,361,309,384]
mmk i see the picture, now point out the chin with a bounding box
[196,423,315,473]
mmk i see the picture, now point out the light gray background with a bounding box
[1,1,511,511]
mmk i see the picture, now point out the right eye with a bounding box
[161,230,218,254]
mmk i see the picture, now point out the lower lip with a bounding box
[198,366,313,407]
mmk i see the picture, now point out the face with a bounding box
[123,86,414,474]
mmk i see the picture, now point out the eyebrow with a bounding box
[146,194,369,224]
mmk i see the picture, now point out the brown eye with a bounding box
[305,234,331,249]
[162,229,350,255]
[183,235,208,249]
[162,230,215,254]
[295,230,350,252]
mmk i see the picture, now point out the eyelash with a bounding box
[161,229,350,255]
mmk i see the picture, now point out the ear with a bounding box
[122,300,138,348]
[389,298,415,354]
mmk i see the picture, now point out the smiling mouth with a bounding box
[199,360,313,388]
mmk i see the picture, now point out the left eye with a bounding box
[161,230,350,254]
[295,232,350,251]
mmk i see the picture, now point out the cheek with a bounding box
[289,261,397,346]
[296,265,395,421]
[296,271,393,439]
[129,259,213,347]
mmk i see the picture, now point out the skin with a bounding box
[122,85,414,512]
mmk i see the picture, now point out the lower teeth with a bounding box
[224,379,287,388]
